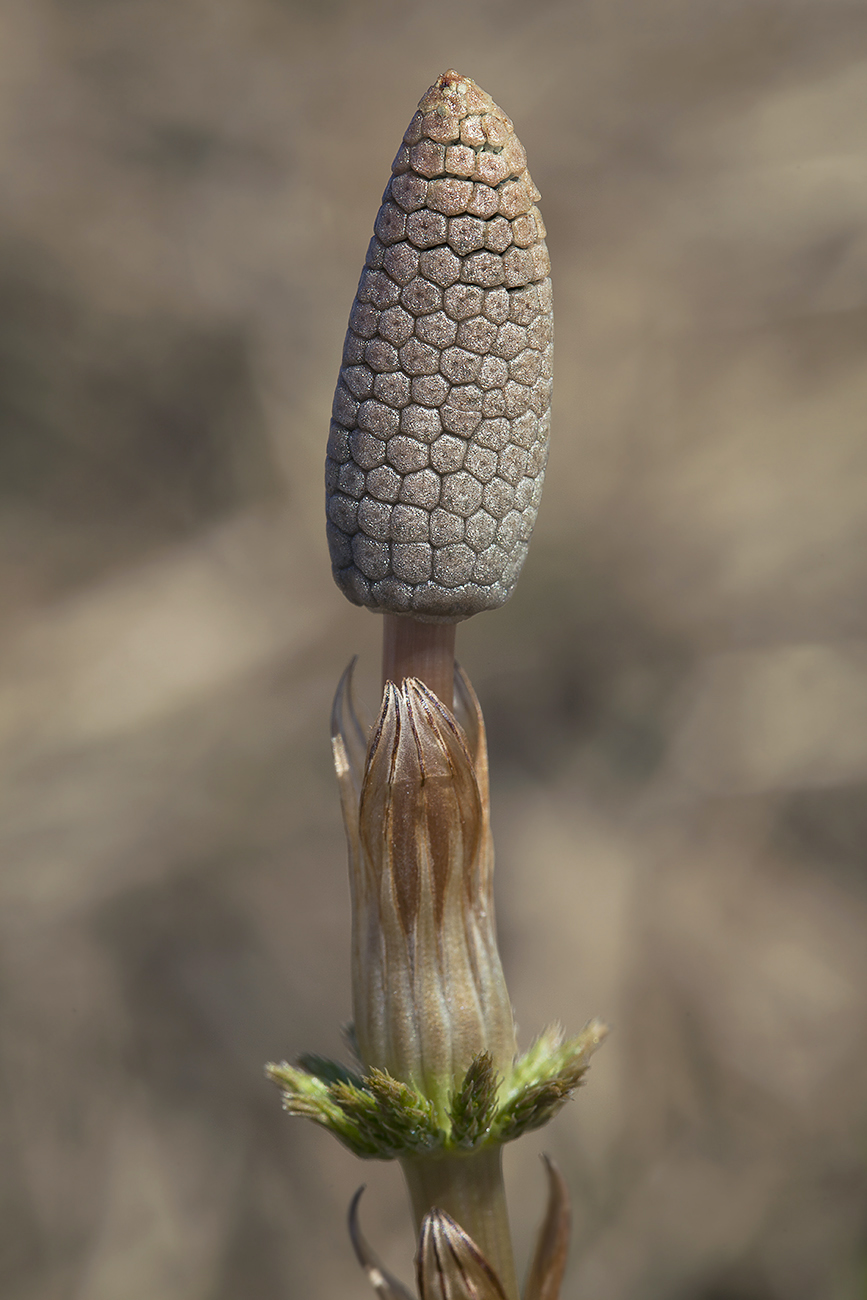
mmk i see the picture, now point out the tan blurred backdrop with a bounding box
[2,2,867,1297]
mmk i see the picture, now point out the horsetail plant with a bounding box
[267,71,606,1300]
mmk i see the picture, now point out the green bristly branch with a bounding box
[266,1019,606,1162]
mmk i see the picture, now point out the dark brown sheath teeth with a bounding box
[326,70,552,622]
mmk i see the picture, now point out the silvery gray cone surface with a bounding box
[326,70,553,622]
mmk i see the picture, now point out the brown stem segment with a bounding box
[382,614,456,707]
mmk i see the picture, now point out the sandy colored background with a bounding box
[2,2,866,1297]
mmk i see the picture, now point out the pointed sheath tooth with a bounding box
[332,657,371,803]
[522,1157,571,1300]
[418,1209,509,1300]
[326,70,553,623]
[348,1187,416,1300]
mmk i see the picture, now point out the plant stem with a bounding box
[400,1147,519,1300]
[382,613,456,706]
[385,614,518,1296]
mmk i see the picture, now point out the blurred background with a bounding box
[2,2,866,1297]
